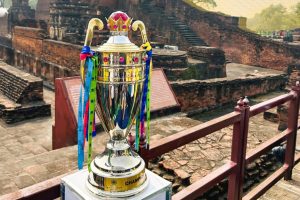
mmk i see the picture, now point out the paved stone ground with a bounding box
[0,88,109,195]
[0,87,299,199]
[226,63,283,79]
[148,91,286,191]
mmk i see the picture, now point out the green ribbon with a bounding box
[87,56,98,172]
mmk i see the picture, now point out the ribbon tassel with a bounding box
[77,47,98,171]
[135,43,152,151]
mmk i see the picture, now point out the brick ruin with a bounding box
[7,0,35,32]
[2,0,300,70]
[152,47,226,81]
[0,0,298,113]
[120,0,300,72]
[0,0,299,111]
[49,0,94,43]
[0,61,51,123]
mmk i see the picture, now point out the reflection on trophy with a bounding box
[78,11,152,197]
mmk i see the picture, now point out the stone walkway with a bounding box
[0,88,109,195]
[148,105,283,194]
[0,88,299,199]
[226,63,284,79]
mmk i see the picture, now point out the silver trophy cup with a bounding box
[80,11,150,197]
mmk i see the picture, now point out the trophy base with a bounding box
[86,139,148,197]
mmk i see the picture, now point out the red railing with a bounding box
[140,84,300,200]
[1,84,300,200]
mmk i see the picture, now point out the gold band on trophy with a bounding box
[92,170,146,192]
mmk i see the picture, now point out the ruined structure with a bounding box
[0,61,51,123]
[122,0,300,72]
[0,0,8,34]
[0,12,8,36]
[0,0,298,111]
[49,0,94,43]
[7,0,35,32]
[48,0,118,44]
[35,0,50,23]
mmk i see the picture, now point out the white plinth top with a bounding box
[61,169,172,200]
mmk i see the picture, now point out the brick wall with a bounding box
[1,27,81,83]
[12,27,45,56]
[172,74,287,112]
[41,40,81,72]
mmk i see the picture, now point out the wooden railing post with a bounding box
[228,97,250,200]
[284,82,300,180]
[139,132,149,168]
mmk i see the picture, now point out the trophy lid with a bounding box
[92,11,144,53]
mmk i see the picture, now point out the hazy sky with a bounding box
[208,0,300,18]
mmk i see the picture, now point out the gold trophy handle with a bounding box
[80,18,104,82]
[84,18,104,46]
[132,20,150,49]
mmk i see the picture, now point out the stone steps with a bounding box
[140,1,207,47]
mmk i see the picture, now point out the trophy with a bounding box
[78,11,152,198]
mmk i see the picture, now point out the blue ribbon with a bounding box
[138,50,152,147]
[77,46,94,170]
[78,85,84,169]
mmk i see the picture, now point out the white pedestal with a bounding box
[61,169,172,200]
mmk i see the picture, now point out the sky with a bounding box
[208,0,300,18]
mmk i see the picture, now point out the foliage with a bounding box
[3,0,37,9]
[247,3,300,32]
[3,0,11,8]
[186,0,217,8]
[295,2,300,16]
[29,0,38,9]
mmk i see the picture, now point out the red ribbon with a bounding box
[80,53,93,61]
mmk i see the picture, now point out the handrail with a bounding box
[172,161,237,200]
[243,164,289,200]
[141,87,300,200]
[249,93,294,117]
[143,111,241,160]
[245,130,291,164]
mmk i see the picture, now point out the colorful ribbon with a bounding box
[146,50,153,148]
[135,43,152,151]
[77,46,98,171]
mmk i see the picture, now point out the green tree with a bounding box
[3,0,11,8]
[247,4,300,32]
[3,0,37,9]
[186,0,217,8]
[294,2,300,16]
[192,0,216,7]
[29,0,38,9]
